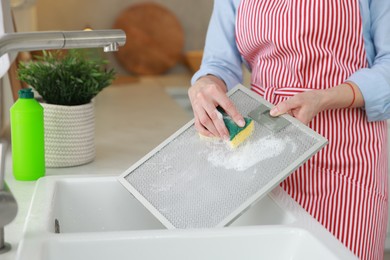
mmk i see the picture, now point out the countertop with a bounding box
[2,74,192,260]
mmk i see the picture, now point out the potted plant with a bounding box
[17,50,115,167]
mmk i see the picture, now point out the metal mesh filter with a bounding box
[119,85,327,229]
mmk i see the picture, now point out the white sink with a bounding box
[16,175,357,260]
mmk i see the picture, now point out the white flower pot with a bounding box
[42,102,95,167]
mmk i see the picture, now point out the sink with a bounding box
[16,175,357,260]
[51,177,293,233]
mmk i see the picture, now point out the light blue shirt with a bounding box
[192,0,390,122]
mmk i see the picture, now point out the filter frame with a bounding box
[118,85,328,229]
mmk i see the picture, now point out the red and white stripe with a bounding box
[236,1,388,259]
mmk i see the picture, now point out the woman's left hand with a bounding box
[269,82,364,125]
[269,90,326,125]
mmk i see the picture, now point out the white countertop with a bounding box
[2,75,192,260]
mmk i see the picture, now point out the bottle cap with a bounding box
[18,88,34,99]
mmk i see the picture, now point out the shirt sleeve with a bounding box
[191,0,243,91]
[347,0,390,121]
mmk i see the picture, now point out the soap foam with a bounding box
[207,135,295,171]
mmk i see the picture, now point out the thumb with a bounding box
[269,101,291,117]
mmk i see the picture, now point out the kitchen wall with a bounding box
[34,0,213,74]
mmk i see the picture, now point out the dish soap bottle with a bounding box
[10,88,45,181]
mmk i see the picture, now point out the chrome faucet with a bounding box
[0,29,126,57]
[0,142,17,254]
[0,28,126,254]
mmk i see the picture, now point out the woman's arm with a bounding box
[189,0,245,138]
[271,0,390,123]
[191,0,243,90]
[344,0,390,121]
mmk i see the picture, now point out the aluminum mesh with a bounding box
[122,87,327,229]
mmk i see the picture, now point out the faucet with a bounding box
[0,28,126,254]
[0,29,126,57]
[0,142,17,254]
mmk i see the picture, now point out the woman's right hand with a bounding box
[188,75,245,140]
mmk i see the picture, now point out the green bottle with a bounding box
[10,88,45,181]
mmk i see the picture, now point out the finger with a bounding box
[195,107,220,137]
[204,105,230,140]
[190,95,214,130]
[194,116,214,137]
[270,99,295,117]
[190,89,223,137]
[215,95,245,127]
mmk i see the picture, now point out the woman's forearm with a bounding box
[319,82,364,111]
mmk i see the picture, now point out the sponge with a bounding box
[199,108,255,149]
[223,116,254,148]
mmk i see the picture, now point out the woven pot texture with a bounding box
[42,102,95,167]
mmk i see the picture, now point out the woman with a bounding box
[189,0,390,259]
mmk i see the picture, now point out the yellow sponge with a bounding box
[225,116,254,148]
[199,110,255,149]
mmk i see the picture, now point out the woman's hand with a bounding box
[188,75,245,139]
[269,82,364,125]
[269,90,325,125]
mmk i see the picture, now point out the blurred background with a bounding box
[1,0,217,132]
[15,0,213,75]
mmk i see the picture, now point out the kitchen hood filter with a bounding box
[119,85,327,229]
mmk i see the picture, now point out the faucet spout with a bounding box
[62,30,126,52]
[0,29,126,58]
[104,42,120,52]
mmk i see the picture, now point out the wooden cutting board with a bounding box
[113,3,184,75]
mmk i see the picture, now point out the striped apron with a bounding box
[235,1,388,259]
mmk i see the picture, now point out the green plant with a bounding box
[18,49,116,106]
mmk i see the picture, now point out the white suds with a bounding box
[207,135,295,171]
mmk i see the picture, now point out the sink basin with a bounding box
[16,175,357,260]
[51,176,293,233]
